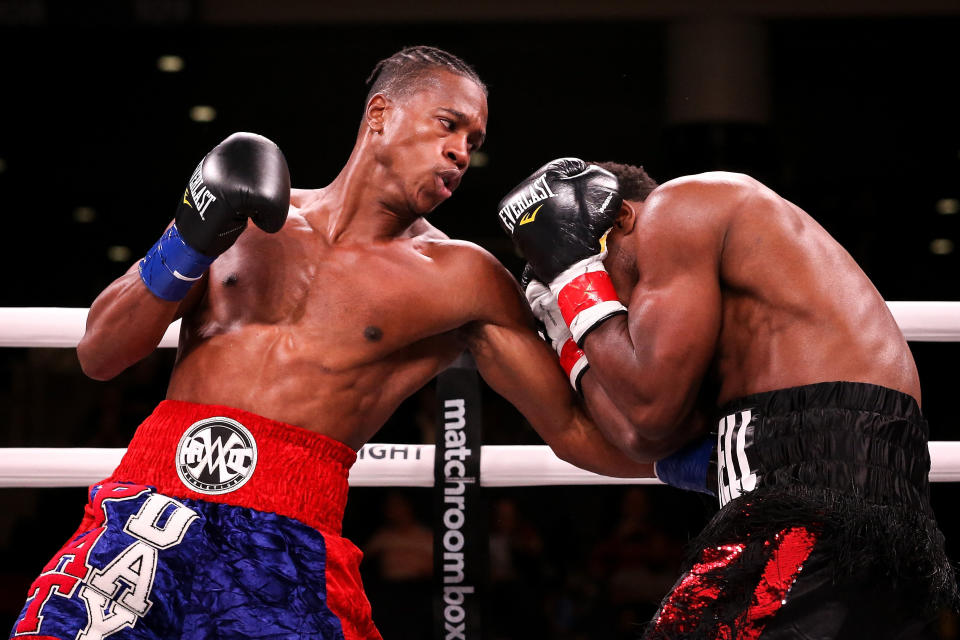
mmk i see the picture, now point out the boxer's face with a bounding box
[376,71,487,215]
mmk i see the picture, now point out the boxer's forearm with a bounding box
[546,406,656,477]
[465,308,651,477]
[79,133,288,381]
[580,369,700,462]
[579,314,697,439]
[78,269,194,380]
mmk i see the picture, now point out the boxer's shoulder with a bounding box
[632,173,748,255]
[646,171,763,216]
[654,170,763,193]
[410,236,523,313]
[419,236,512,282]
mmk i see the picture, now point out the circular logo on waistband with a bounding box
[176,417,258,494]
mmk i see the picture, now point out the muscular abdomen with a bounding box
[162,217,467,448]
[167,324,459,448]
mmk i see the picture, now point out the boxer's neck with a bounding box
[310,147,416,244]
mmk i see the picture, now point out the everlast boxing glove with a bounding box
[138,132,291,301]
[522,264,589,391]
[498,158,626,345]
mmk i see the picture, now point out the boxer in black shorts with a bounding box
[497,159,957,637]
[650,382,949,638]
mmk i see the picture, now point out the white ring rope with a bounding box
[1,304,958,488]
[2,442,960,488]
[0,302,959,348]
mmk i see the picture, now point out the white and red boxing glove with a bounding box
[521,265,589,391]
[498,158,626,346]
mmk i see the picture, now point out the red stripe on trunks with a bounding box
[738,526,818,638]
[651,526,818,637]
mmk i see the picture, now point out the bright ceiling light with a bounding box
[157,55,184,73]
[107,246,133,262]
[73,207,96,223]
[189,105,217,123]
[929,238,955,255]
[935,198,958,215]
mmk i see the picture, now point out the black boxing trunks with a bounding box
[645,381,956,639]
[10,400,382,640]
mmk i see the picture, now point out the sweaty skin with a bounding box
[77,71,650,478]
[581,172,920,460]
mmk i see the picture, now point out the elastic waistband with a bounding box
[107,400,357,534]
[715,381,931,510]
[719,381,923,423]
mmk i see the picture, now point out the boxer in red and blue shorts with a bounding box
[12,401,377,640]
[11,48,657,640]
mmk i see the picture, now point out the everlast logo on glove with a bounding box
[497,174,557,233]
[496,158,627,345]
[187,160,218,219]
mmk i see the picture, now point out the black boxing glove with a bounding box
[521,264,589,391]
[139,132,290,301]
[498,158,626,345]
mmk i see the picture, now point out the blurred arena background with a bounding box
[0,0,957,637]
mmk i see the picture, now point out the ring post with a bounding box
[434,353,487,640]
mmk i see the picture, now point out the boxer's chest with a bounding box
[203,236,467,369]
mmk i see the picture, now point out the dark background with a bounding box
[0,0,958,637]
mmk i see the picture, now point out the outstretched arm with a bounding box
[459,248,654,478]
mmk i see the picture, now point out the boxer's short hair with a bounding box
[365,45,486,104]
[593,161,659,202]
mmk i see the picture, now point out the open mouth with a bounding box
[437,171,460,195]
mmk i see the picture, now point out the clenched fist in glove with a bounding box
[498,158,626,345]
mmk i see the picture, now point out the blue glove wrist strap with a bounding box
[138,225,214,302]
[654,436,716,496]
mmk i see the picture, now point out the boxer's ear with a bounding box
[614,201,637,235]
[366,94,389,134]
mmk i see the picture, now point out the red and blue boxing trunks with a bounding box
[10,400,382,640]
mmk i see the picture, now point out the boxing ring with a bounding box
[3,303,959,637]
[2,301,960,488]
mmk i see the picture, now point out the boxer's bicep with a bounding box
[628,265,721,421]
[581,215,722,447]
[626,200,724,425]
[464,268,578,433]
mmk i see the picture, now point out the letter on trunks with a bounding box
[78,586,138,640]
[124,494,198,549]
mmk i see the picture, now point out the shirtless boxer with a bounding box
[9,49,654,640]
[498,159,957,638]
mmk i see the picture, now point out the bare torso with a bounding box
[167,189,483,448]
[79,72,655,477]
[605,172,920,410]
